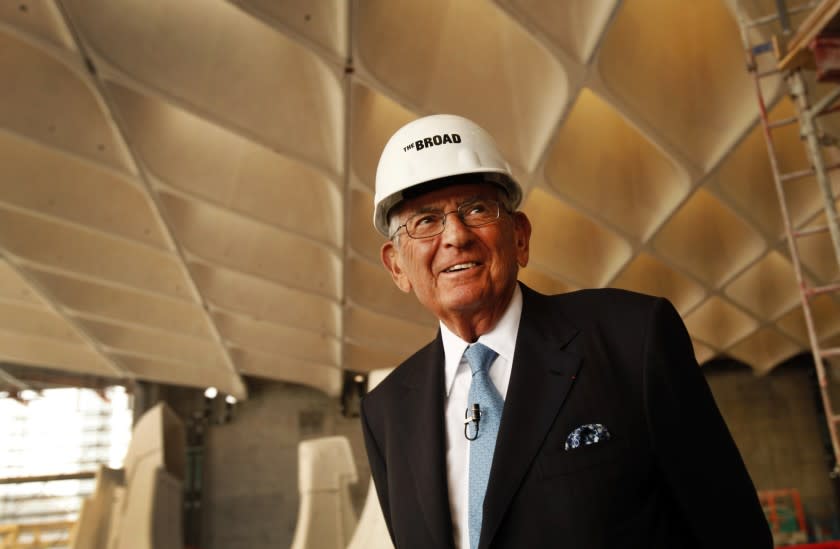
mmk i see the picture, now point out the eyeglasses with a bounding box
[392,198,504,239]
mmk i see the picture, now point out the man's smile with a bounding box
[441,261,483,274]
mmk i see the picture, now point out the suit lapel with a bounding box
[479,285,582,549]
[395,333,455,549]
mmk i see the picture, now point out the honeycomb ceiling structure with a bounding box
[2,0,839,400]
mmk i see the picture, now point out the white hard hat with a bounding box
[373,114,522,237]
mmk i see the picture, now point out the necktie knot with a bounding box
[464,343,498,376]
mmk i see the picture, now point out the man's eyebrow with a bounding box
[413,205,443,214]
[411,195,485,215]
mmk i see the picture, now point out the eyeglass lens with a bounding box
[405,199,500,238]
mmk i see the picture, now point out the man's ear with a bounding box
[512,211,532,268]
[381,240,413,293]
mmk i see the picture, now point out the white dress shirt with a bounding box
[440,285,523,549]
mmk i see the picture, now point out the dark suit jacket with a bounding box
[361,284,772,549]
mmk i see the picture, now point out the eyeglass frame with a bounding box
[389,198,509,240]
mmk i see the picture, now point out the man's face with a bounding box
[380,182,531,326]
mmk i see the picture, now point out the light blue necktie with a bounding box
[465,343,502,549]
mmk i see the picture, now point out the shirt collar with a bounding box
[441,284,523,397]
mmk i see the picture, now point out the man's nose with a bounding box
[440,211,473,246]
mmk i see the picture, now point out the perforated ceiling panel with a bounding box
[1,0,838,399]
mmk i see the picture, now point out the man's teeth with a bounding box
[445,262,477,273]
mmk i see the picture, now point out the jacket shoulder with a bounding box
[537,286,663,312]
[363,336,439,404]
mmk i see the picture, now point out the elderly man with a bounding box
[360,114,772,549]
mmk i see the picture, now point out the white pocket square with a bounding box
[565,423,611,450]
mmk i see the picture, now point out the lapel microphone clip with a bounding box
[464,403,481,441]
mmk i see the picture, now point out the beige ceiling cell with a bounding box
[212,311,339,367]
[684,296,758,352]
[348,189,381,264]
[523,188,632,287]
[188,262,339,337]
[0,330,115,376]
[0,1,75,51]
[345,257,433,324]
[78,318,221,367]
[355,0,567,173]
[344,306,435,358]
[0,207,194,301]
[0,31,128,171]
[227,0,348,61]
[709,99,826,239]
[544,89,688,241]
[597,0,762,172]
[776,295,840,345]
[724,250,800,320]
[518,267,576,297]
[109,84,342,248]
[231,348,341,397]
[349,83,418,193]
[503,0,619,64]
[0,133,169,249]
[692,339,716,365]
[0,301,81,343]
[611,252,706,315]
[797,210,840,283]
[159,192,341,300]
[728,327,801,374]
[0,260,43,305]
[651,189,766,287]
[62,0,343,172]
[115,353,240,396]
[24,269,214,340]
[343,343,412,375]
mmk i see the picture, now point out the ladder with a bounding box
[736,0,840,475]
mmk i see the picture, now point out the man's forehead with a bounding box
[397,181,499,213]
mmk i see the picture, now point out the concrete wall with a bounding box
[198,379,369,549]
[705,359,839,532]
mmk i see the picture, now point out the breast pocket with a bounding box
[537,433,624,478]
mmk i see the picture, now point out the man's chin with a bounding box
[437,287,489,314]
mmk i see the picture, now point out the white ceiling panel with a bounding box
[2,0,839,397]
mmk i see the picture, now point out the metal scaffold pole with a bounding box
[736,0,840,476]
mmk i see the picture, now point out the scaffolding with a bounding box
[736,0,840,476]
[0,387,131,545]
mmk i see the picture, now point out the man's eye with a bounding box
[466,203,488,215]
[415,214,439,226]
